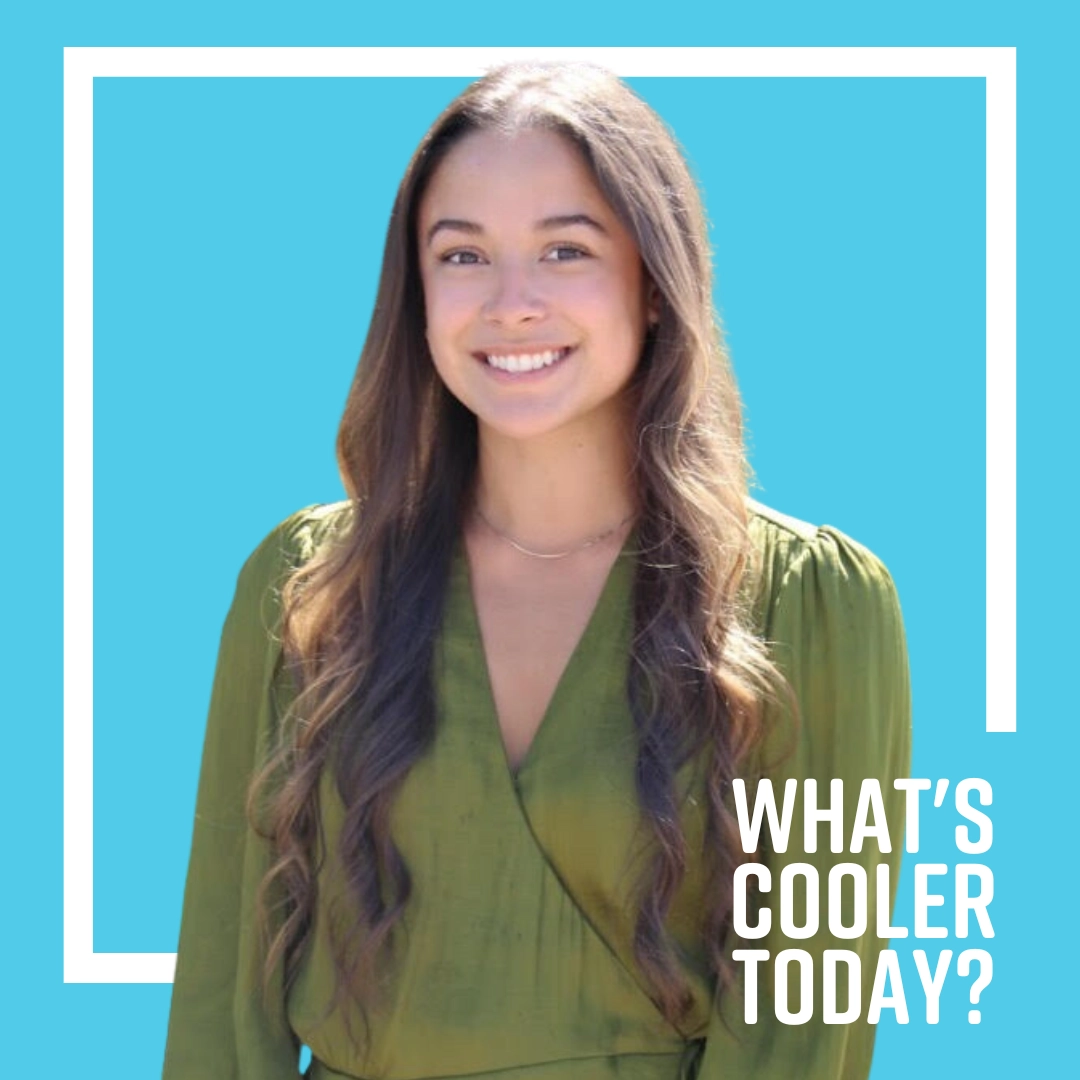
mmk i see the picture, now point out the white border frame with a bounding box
[63,45,1016,985]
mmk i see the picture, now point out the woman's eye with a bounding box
[544,244,588,262]
[442,250,485,266]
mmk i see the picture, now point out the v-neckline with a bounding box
[452,533,635,787]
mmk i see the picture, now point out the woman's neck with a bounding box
[471,413,637,552]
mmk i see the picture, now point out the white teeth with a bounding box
[484,348,567,372]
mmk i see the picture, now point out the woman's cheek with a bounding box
[430,280,484,332]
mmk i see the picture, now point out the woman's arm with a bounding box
[162,511,319,1080]
[697,520,912,1079]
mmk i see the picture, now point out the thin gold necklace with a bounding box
[474,505,635,561]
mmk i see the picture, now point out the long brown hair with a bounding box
[251,62,780,1037]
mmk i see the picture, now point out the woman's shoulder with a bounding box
[239,501,354,574]
[745,501,911,788]
[272,499,354,557]
[228,501,354,619]
[745,498,902,636]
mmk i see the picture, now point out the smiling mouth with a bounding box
[478,346,573,373]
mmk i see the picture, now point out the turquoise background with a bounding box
[2,2,1074,1078]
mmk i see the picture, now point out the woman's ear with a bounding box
[645,279,661,327]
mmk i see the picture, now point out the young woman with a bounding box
[163,63,910,1080]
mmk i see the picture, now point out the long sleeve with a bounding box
[163,510,319,1080]
[696,514,912,1079]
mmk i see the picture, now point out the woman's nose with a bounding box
[481,262,547,326]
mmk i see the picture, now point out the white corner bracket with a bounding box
[63,44,1017,987]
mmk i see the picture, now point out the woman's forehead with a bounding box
[418,128,615,232]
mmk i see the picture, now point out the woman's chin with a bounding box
[474,412,573,446]
[472,393,634,450]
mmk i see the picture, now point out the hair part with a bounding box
[250,60,782,1041]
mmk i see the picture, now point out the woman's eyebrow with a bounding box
[426,218,482,246]
[426,212,609,247]
[538,212,608,235]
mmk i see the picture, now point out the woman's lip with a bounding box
[474,345,575,375]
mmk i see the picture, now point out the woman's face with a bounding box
[417,127,656,444]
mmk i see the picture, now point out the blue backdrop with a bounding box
[2,3,1074,1078]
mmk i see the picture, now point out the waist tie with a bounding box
[307,1047,701,1080]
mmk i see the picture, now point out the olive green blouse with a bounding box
[163,500,911,1080]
